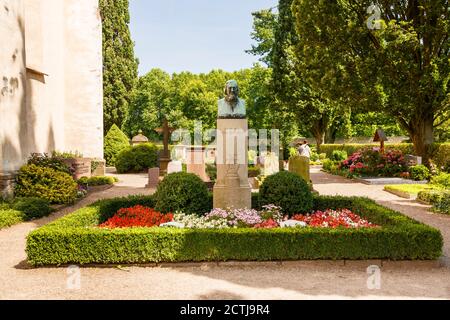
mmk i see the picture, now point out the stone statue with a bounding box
[218,80,246,119]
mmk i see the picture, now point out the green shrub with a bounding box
[104,124,130,166]
[27,153,71,174]
[115,143,158,173]
[432,193,450,215]
[248,166,261,178]
[321,144,415,159]
[409,165,431,181]
[12,197,53,220]
[52,150,83,159]
[259,171,313,215]
[431,143,450,172]
[331,150,348,162]
[322,159,339,172]
[26,195,443,266]
[319,153,327,160]
[78,176,117,187]
[15,164,78,204]
[155,172,210,215]
[0,209,26,230]
[310,152,320,162]
[418,190,450,204]
[431,172,450,188]
[206,164,217,182]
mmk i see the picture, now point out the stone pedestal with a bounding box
[213,119,251,209]
[186,146,209,182]
[62,158,91,180]
[90,159,106,177]
[0,171,16,200]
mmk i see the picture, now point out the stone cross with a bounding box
[155,118,175,175]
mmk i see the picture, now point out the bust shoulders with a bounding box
[218,98,246,119]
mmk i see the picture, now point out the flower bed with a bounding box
[292,209,378,229]
[26,195,443,266]
[100,205,173,228]
[100,204,377,230]
[340,148,408,178]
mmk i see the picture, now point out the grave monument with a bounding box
[213,80,252,209]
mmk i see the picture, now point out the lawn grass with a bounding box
[384,184,442,198]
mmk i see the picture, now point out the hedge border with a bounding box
[26,195,443,266]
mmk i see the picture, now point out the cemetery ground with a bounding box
[0,170,449,300]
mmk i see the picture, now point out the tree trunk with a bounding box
[310,120,326,153]
[325,127,337,144]
[410,113,434,164]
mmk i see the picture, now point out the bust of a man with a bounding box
[218,80,246,119]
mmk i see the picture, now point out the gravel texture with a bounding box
[0,170,449,300]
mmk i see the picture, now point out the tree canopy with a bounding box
[100,0,139,134]
[292,0,450,159]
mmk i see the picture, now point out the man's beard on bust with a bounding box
[225,93,239,110]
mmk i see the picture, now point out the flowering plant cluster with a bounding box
[98,205,377,230]
[173,212,229,229]
[292,209,378,229]
[99,205,173,229]
[340,148,408,177]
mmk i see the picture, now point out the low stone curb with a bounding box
[384,188,415,200]
[37,259,445,269]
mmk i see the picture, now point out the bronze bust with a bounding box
[218,80,246,119]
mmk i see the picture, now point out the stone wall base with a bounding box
[0,172,17,200]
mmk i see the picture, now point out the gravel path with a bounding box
[0,170,449,300]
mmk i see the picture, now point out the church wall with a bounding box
[0,0,28,173]
[0,0,103,193]
[64,0,103,159]
[0,0,103,196]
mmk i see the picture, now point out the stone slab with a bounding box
[356,177,428,185]
[167,160,183,174]
[146,167,160,189]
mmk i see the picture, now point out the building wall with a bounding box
[0,0,103,177]
[0,0,28,173]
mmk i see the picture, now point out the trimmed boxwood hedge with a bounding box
[26,194,443,266]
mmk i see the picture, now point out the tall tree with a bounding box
[292,0,450,161]
[246,8,278,66]
[100,0,139,134]
[122,69,171,140]
[270,0,347,151]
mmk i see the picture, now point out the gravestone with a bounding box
[167,160,183,174]
[186,146,209,182]
[155,118,175,176]
[405,155,423,166]
[213,80,251,209]
[289,155,310,183]
[263,152,279,176]
[146,167,160,189]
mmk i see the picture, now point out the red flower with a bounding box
[292,209,378,229]
[254,218,279,229]
[99,205,173,229]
